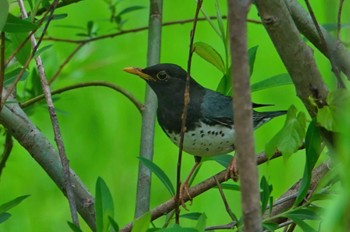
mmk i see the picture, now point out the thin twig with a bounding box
[336,0,345,41]
[42,16,261,44]
[0,32,4,109]
[48,43,85,85]
[0,133,14,178]
[175,0,203,224]
[214,176,238,224]
[20,81,144,112]
[304,0,345,88]
[17,0,80,227]
[36,0,82,15]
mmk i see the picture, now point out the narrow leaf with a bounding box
[35,44,53,57]
[138,157,175,196]
[295,119,321,205]
[67,221,83,232]
[0,195,30,213]
[116,6,145,18]
[0,212,11,224]
[284,208,320,221]
[248,46,258,77]
[195,213,207,231]
[95,177,114,232]
[251,73,292,92]
[0,0,9,32]
[181,212,202,220]
[3,14,37,32]
[8,32,32,66]
[206,154,232,168]
[260,176,273,214]
[215,0,225,39]
[131,212,151,232]
[265,105,306,158]
[108,216,119,232]
[193,41,226,73]
[290,218,317,232]
[262,222,278,231]
[4,68,29,86]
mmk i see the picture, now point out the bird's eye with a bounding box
[157,71,168,80]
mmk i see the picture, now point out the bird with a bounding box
[124,63,286,204]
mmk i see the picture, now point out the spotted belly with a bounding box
[165,122,235,157]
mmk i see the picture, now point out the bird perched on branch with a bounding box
[124,63,286,205]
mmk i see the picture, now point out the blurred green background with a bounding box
[1,0,349,231]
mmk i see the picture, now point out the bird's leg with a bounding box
[179,156,202,209]
[226,155,239,181]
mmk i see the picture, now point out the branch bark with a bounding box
[0,103,96,230]
[285,0,350,80]
[254,0,328,118]
[135,0,162,217]
[228,0,262,231]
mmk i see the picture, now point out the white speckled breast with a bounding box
[165,121,235,157]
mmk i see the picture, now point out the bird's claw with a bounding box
[179,182,192,210]
[225,156,239,181]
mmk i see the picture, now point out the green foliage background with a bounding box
[0,0,349,231]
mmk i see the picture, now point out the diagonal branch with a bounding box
[0,102,96,230]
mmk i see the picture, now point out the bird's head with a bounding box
[123,63,196,94]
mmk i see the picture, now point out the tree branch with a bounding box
[285,0,350,80]
[134,0,162,218]
[228,0,262,231]
[0,102,96,230]
[120,150,288,231]
[17,0,79,225]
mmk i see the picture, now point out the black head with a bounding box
[123,63,202,97]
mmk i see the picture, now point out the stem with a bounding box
[134,0,163,218]
[228,0,262,231]
[17,0,80,226]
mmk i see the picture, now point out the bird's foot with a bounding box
[225,156,239,181]
[179,182,192,210]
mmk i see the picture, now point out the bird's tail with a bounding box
[253,110,287,129]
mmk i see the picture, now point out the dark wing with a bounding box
[200,90,233,127]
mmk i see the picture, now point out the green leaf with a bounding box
[220,183,240,191]
[67,221,83,232]
[195,213,207,231]
[262,222,278,231]
[200,8,221,37]
[156,224,197,232]
[248,46,258,77]
[251,73,292,92]
[0,0,9,32]
[215,0,225,39]
[0,212,11,224]
[284,208,320,221]
[4,68,29,86]
[138,157,175,196]
[265,105,306,158]
[205,154,232,168]
[131,211,151,232]
[216,73,231,96]
[295,119,322,205]
[116,6,145,18]
[193,41,226,73]
[181,212,202,220]
[108,216,119,232]
[260,176,273,214]
[8,32,32,66]
[95,177,114,232]
[35,44,53,57]
[0,195,30,214]
[290,217,317,232]
[317,89,350,132]
[3,14,37,32]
